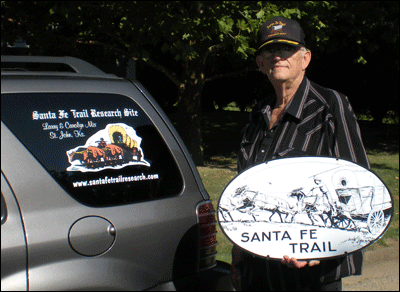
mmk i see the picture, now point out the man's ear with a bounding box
[302,50,311,70]
[256,55,264,69]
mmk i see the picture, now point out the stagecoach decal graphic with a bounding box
[66,123,150,172]
[218,158,393,259]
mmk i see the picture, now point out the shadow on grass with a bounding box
[202,111,249,168]
[370,163,399,172]
[358,121,399,154]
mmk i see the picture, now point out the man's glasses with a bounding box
[261,45,300,59]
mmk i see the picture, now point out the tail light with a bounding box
[197,201,218,271]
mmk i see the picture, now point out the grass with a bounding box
[196,111,399,264]
[367,152,399,247]
[198,166,237,263]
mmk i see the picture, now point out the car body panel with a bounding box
[1,111,201,290]
[1,173,28,291]
[1,56,231,291]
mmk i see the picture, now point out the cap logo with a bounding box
[267,20,286,30]
[272,24,283,31]
[266,21,287,38]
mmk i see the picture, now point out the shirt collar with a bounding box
[258,76,310,124]
[284,76,310,120]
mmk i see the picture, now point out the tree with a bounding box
[2,1,303,165]
[293,1,399,123]
[4,1,396,164]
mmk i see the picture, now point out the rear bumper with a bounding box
[148,261,233,291]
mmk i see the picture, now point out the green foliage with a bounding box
[2,1,398,163]
[1,1,302,75]
[3,1,397,83]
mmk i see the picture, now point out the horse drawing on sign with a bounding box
[218,186,254,222]
[249,192,294,223]
[219,185,296,223]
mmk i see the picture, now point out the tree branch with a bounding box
[204,44,224,63]
[143,58,182,88]
[205,66,260,82]
[75,38,182,87]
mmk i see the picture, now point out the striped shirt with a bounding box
[232,77,370,290]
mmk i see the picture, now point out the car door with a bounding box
[1,173,28,291]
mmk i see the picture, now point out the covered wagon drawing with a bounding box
[331,170,392,235]
[67,123,150,172]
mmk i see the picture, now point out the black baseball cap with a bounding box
[257,16,306,51]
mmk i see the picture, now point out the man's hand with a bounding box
[282,255,320,268]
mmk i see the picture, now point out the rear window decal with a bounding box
[71,173,160,188]
[67,123,150,172]
[3,92,184,206]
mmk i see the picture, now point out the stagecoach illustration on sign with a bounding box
[218,164,392,237]
[67,123,150,172]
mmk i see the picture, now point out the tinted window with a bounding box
[1,93,183,207]
[1,62,76,72]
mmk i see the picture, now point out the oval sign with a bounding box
[217,157,393,260]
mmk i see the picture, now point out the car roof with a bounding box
[1,55,119,79]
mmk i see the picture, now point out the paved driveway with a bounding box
[343,240,399,291]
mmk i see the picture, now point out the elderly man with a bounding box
[232,16,370,291]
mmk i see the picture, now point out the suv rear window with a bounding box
[1,93,183,207]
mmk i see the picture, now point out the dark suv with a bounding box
[1,55,232,290]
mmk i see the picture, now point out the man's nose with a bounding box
[270,53,284,61]
[270,51,285,59]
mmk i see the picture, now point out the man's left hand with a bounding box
[282,255,320,268]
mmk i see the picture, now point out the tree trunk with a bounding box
[175,63,205,166]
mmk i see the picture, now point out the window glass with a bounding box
[2,62,76,72]
[1,93,183,207]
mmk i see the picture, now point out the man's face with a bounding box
[256,44,311,84]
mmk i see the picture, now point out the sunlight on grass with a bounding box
[197,166,236,263]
